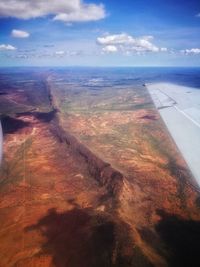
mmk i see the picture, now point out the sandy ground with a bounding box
[146,82,200,186]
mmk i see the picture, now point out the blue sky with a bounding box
[0,0,200,66]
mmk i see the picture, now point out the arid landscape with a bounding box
[0,69,200,267]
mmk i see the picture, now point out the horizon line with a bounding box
[0,65,200,68]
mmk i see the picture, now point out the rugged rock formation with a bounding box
[50,114,124,198]
[2,71,200,267]
[45,79,124,199]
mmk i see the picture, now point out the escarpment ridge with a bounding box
[1,70,200,267]
[46,79,124,199]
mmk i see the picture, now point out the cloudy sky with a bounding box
[0,0,200,66]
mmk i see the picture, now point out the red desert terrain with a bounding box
[0,70,200,267]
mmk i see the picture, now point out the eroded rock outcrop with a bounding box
[50,115,124,198]
[46,79,124,198]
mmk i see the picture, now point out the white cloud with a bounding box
[0,0,106,22]
[141,35,154,41]
[97,33,166,54]
[5,49,84,59]
[54,50,83,56]
[55,50,65,55]
[196,13,200,17]
[68,50,82,56]
[53,3,105,22]
[0,44,16,50]
[102,45,118,53]
[160,47,168,52]
[181,48,200,55]
[11,29,30,38]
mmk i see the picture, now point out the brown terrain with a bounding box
[0,69,200,267]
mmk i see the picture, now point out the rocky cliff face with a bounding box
[45,78,124,200]
[50,114,124,198]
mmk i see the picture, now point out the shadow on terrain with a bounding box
[155,210,200,267]
[166,159,200,207]
[1,115,30,134]
[34,109,57,123]
[0,91,8,95]
[25,206,153,267]
[16,109,57,123]
[140,115,157,120]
